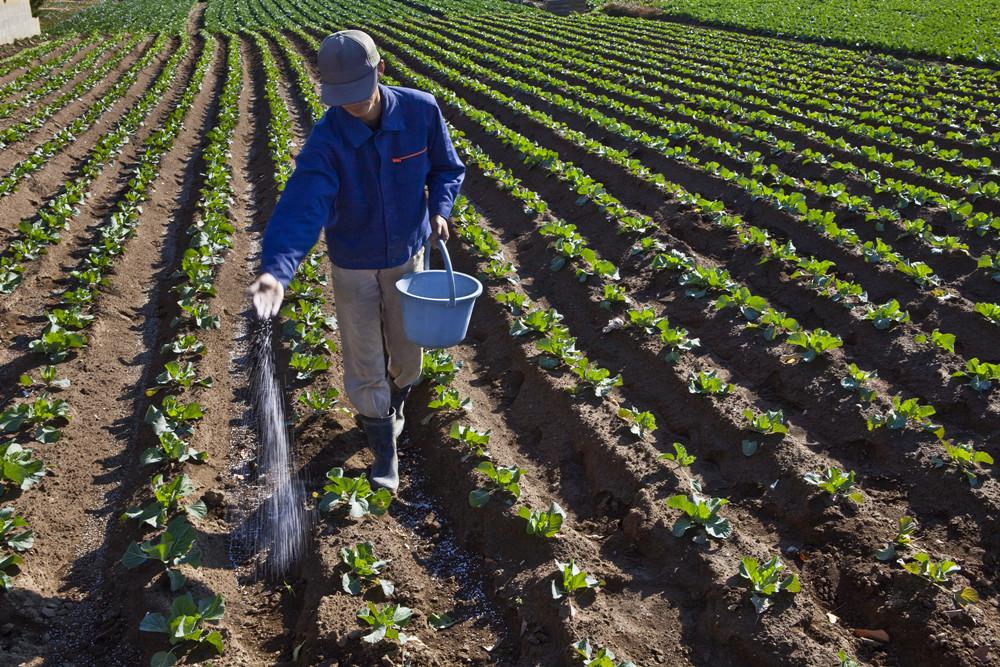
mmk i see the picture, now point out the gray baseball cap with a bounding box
[318,30,381,107]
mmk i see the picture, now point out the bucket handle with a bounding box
[422,238,457,307]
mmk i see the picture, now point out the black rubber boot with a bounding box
[390,384,412,440]
[359,413,398,492]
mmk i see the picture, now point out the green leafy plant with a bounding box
[0,442,45,491]
[667,480,732,540]
[340,542,393,596]
[932,441,994,486]
[448,422,491,460]
[567,356,622,399]
[428,384,470,411]
[687,369,731,396]
[876,516,917,561]
[139,592,225,666]
[469,461,522,507]
[0,506,32,589]
[837,650,862,667]
[841,363,878,403]
[803,467,864,504]
[864,299,910,329]
[518,502,566,538]
[123,473,206,528]
[552,558,602,600]
[617,406,657,439]
[145,361,212,397]
[659,442,696,467]
[914,329,956,354]
[656,318,699,362]
[28,322,87,361]
[951,358,1000,392]
[356,602,414,645]
[572,638,636,667]
[317,468,392,518]
[122,516,201,591]
[898,552,978,607]
[743,409,788,436]
[739,555,800,614]
[974,302,1000,326]
[422,349,462,385]
[867,395,939,434]
[511,307,563,336]
[288,352,331,380]
[17,365,70,391]
[785,329,843,361]
[296,387,340,413]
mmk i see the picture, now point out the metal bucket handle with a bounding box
[422,238,457,307]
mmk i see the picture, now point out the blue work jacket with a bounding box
[259,84,466,285]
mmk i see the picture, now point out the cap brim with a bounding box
[321,70,378,106]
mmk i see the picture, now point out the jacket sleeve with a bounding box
[425,100,465,220]
[259,129,339,287]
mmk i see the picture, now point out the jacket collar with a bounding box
[336,84,406,148]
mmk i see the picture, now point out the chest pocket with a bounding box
[390,146,429,183]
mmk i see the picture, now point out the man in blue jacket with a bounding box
[248,30,465,493]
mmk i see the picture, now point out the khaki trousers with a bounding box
[331,248,424,419]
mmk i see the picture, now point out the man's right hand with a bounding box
[247,273,284,320]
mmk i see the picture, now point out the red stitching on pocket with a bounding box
[391,146,427,163]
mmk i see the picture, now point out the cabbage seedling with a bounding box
[617,406,657,439]
[659,442,696,467]
[340,542,393,596]
[656,319,699,362]
[803,467,864,504]
[123,474,206,528]
[687,370,731,397]
[913,329,955,354]
[469,461,522,507]
[864,299,910,330]
[317,468,392,518]
[296,387,339,413]
[122,516,201,591]
[667,479,732,540]
[140,592,225,666]
[428,384,470,411]
[974,302,1000,325]
[743,409,788,436]
[932,441,994,486]
[785,329,843,361]
[518,502,566,538]
[951,358,1000,392]
[0,507,33,552]
[898,552,978,607]
[876,516,917,561]
[0,441,45,491]
[448,423,492,460]
[841,363,878,403]
[739,555,800,614]
[572,638,636,667]
[422,349,462,385]
[552,559,602,599]
[356,602,414,645]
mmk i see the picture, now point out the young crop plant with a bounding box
[288,352,331,381]
[18,365,70,391]
[567,356,622,399]
[536,327,578,369]
[0,393,70,443]
[738,554,801,614]
[469,461,523,508]
[656,319,699,362]
[0,506,32,590]
[123,474,207,528]
[659,442,696,468]
[572,638,636,667]
[356,602,414,645]
[617,406,657,440]
[552,559,603,617]
[932,441,994,486]
[914,329,956,354]
[667,479,733,541]
[422,349,462,385]
[0,442,45,491]
[864,299,911,330]
[318,468,392,518]
[803,468,864,504]
[518,502,566,538]
[974,302,1000,326]
[340,542,394,596]
[140,592,225,666]
[427,384,471,412]
[28,321,87,363]
[511,306,564,336]
[898,553,978,607]
[145,361,213,397]
[296,387,340,415]
[714,286,769,322]
[448,422,492,460]
[753,308,801,342]
[122,516,201,591]
[687,369,732,397]
[867,395,940,434]
[876,516,918,561]
[496,290,530,315]
[785,329,843,361]
[951,358,1000,392]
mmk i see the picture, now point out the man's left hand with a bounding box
[430,214,450,244]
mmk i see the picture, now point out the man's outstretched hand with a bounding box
[430,214,450,244]
[247,273,284,320]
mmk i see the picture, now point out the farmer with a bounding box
[247,30,465,493]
